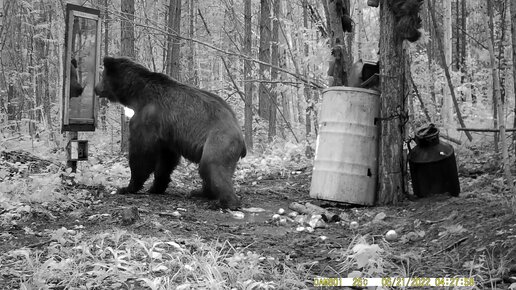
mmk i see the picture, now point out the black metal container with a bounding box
[408,124,460,197]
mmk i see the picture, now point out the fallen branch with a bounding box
[27,239,53,248]
[457,128,516,132]
[0,134,23,144]
[482,278,503,286]
[432,237,468,256]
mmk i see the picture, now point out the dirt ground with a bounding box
[1,169,516,289]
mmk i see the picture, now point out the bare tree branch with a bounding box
[106,7,325,89]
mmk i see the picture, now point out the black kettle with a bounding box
[408,124,460,197]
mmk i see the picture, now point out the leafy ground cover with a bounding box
[0,135,515,289]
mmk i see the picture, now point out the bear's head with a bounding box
[95,56,160,109]
[94,56,124,104]
[69,58,83,98]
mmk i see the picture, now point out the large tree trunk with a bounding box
[459,0,469,102]
[377,0,407,205]
[354,0,363,60]
[488,1,513,187]
[325,0,350,86]
[244,0,253,151]
[269,0,280,141]
[441,0,453,128]
[302,0,311,137]
[258,0,271,120]
[460,0,466,81]
[455,0,460,71]
[497,2,508,132]
[34,2,46,125]
[511,0,516,154]
[326,0,345,46]
[428,0,473,142]
[41,2,52,132]
[188,0,197,86]
[422,0,437,105]
[488,4,500,152]
[166,0,182,80]
[121,0,135,59]
[278,0,290,137]
[120,0,135,153]
[100,0,109,131]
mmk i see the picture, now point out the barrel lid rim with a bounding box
[322,86,380,95]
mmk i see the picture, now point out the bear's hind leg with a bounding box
[148,148,180,194]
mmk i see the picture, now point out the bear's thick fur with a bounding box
[69,58,83,98]
[94,57,246,209]
[388,0,423,42]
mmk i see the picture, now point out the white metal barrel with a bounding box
[310,87,380,205]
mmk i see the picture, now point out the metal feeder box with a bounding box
[67,140,89,161]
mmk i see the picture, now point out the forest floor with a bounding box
[1,148,516,289]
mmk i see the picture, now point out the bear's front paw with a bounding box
[190,188,216,199]
[219,195,241,210]
[117,187,136,195]
[147,186,166,195]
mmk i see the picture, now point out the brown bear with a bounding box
[69,58,83,98]
[94,57,246,209]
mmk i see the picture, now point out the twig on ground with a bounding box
[432,237,468,256]
[27,239,53,248]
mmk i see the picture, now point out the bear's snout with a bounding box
[94,84,102,96]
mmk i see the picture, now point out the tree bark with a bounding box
[269,0,280,141]
[422,0,437,105]
[188,0,197,85]
[278,0,289,137]
[355,0,363,60]
[321,0,331,39]
[428,0,473,142]
[100,0,109,131]
[41,2,52,131]
[326,0,345,46]
[377,0,407,205]
[460,0,466,81]
[511,0,516,154]
[442,0,453,127]
[460,0,468,99]
[488,0,513,187]
[302,0,311,137]
[244,0,253,151]
[455,0,460,71]
[120,0,135,153]
[325,0,350,86]
[166,0,182,80]
[258,0,271,120]
[497,3,507,120]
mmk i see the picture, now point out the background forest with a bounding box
[1,0,516,162]
[1,0,516,289]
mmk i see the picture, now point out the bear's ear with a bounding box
[103,57,117,71]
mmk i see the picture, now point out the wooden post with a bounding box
[67,132,78,172]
